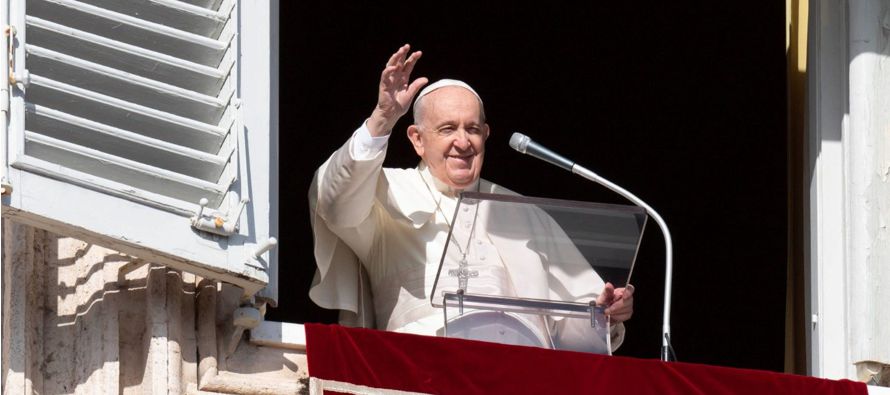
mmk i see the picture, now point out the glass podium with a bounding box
[430,192,647,354]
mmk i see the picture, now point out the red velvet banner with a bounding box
[306,323,866,395]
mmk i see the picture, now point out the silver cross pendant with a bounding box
[447,257,479,292]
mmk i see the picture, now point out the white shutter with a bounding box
[1,0,277,302]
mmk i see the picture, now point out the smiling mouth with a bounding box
[447,154,474,164]
[448,151,475,159]
[445,156,472,172]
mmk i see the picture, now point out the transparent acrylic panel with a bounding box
[430,192,646,353]
[441,295,613,354]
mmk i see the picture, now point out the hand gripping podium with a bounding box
[430,192,647,355]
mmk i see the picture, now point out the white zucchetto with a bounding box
[412,79,483,109]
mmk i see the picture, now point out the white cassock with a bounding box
[309,122,625,352]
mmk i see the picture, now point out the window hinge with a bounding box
[190,196,248,236]
[6,26,28,90]
[1,178,11,196]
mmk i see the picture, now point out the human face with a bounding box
[407,87,489,190]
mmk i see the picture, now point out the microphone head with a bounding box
[509,132,530,153]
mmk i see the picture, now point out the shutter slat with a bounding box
[179,0,226,12]
[28,75,227,153]
[9,0,276,295]
[26,16,228,95]
[27,46,227,124]
[75,0,230,38]
[12,156,203,216]
[24,131,228,207]
[20,0,238,212]
[27,105,230,181]
[29,0,229,67]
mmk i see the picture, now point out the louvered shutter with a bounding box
[2,0,278,302]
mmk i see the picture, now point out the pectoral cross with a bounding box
[447,257,478,292]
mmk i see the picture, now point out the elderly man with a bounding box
[309,44,634,351]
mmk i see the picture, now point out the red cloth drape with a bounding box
[306,323,866,395]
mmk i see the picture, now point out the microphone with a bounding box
[508,133,574,172]
[509,132,677,362]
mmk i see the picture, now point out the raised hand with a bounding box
[368,44,429,137]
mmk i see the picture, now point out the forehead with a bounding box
[419,87,483,123]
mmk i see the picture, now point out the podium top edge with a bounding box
[459,191,648,215]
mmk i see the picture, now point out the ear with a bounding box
[407,125,425,156]
[482,123,491,142]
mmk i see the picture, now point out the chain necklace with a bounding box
[417,168,481,291]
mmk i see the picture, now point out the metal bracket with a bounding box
[224,301,266,356]
[589,301,607,330]
[190,196,249,236]
[243,237,277,271]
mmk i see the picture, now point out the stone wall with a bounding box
[1,220,308,394]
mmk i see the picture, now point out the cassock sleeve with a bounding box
[308,123,388,327]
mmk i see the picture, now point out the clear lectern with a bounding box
[430,192,647,354]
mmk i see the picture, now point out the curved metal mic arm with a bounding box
[571,164,675,362]
[510,132,675,361]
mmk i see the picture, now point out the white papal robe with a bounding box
[309,123,624,351]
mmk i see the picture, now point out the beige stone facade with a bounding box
[2,220,308,394]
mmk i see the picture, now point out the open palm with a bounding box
[372,44,428,134]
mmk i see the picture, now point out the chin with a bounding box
[447,172,478,189]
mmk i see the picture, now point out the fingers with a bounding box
[406,77,429,99]
[610,309,633,323]
[403,50,423,76]
[605,300,633,322]
[386,44,410,67]
[604,295,632,315]
[606,284,634,323]
[595,282,615,306]
[373,44,424,125]
[385,44,421,75]
[381,45,423,90]
[613,285,634,301]
[379,65,399,85]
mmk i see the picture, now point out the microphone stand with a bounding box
[509,132,675,361]
[571,164,675,362]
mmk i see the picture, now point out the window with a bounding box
[2,0,277,303]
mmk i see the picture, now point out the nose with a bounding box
[453,129,471,150]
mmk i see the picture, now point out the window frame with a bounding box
[1,0,277,302]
